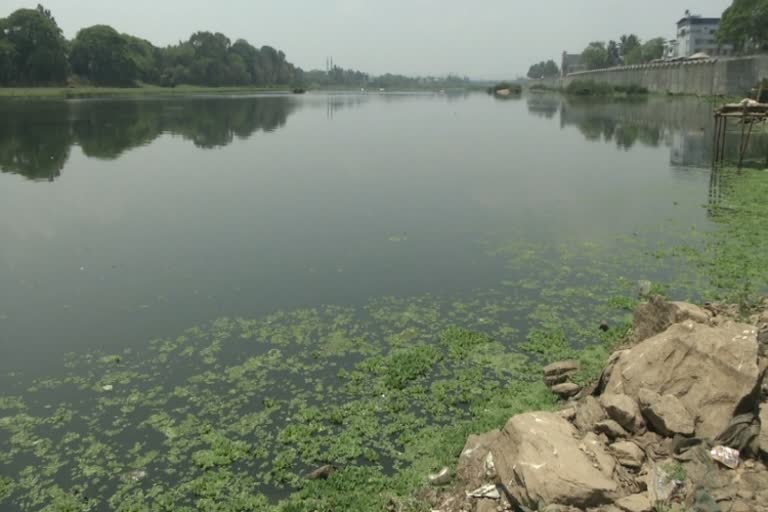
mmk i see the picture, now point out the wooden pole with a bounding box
[738,118,755,169]
[712,115,720,167]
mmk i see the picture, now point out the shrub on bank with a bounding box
[566,80,648,96]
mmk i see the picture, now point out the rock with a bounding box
[574,396,607,432]
[551,382,581,399]
[759,324,768,358]
[632,297,711,342]
[428,467,451,486]
[638,388,695,437]
[600,394,644,433]
[457,430,500,489]
[304,464,336,480]
[610,441,645,469]
[615,493,652,512]
[544,360,580,386]
[489,412,617,509]
[759,404,768,456]
[559,408,577,421]
[595,420,630,440]
[604,321,759,439]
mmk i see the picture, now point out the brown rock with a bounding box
[604,321,759,439]
[544,360,580,386]
[594,419,629,440]
[615,493,652,512]
[489,412,617,509]
[457,430,500,488]
[559,408,577,421]
[551,382,581,399]
[638,388,695,437]
[632,297,711,342]
[600,394,644,433]
[574,396,607,432]
[610,441,645,469]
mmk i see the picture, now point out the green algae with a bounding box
[2,168,768,511]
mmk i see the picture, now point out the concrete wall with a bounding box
[561,55,768,96]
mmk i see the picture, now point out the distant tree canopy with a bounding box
[718,0,768,52]
[0,4,68,84]
[0,4,464,89]
[526,60,559,79]
[0,4,302,87]
[581,34,666,69]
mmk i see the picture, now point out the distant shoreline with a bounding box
[0,85,293,99]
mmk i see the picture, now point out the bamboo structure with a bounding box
[712,101,768,168]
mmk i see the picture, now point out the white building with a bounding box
[664,11,733,59]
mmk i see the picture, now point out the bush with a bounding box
[566,80,648,96]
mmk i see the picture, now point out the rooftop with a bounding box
[677,16,721,27]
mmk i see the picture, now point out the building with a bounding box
[665,11,733,59]
[561,52,586,77]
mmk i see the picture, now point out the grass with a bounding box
[0,84,290,99]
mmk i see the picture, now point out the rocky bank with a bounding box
[425,297,768,512]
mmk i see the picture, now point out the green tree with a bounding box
[582,42,610,70]
[619,34,641,57]
[1,4,68,84]
[607,40,621,66]
[719,0,768,52]
[641,37,666,62]
[527,59,559,79]
[70,25,138,85]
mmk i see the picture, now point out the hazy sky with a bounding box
[6,0,733,78]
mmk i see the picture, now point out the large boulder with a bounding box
[604,320,760,439]
[489,412,617,509]
[601,394,644,433]
[574,396,607,432]
[632,298,711,342]
[638,388,695,437]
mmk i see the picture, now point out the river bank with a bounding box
[1,107,767,510]
[0,84,291,99]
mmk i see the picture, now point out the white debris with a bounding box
[467,484,500,500]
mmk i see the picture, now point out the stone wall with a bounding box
[560,55,768,96]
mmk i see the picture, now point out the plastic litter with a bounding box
[710,445,740,469]
[483,452,496,479]
[101,384,113,391]
[428,467,451,486]
[466,484,500,500]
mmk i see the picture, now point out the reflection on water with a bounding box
[0,96,300,181]
[528,94,768,168]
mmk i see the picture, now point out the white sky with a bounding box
[2,0,733,78]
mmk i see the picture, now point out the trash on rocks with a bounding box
[638,280,653,298]
[428,467,451,486]
[483,452,496,479]
[466,484,500,500]
[710,445,740,469]
[648,465,683,503]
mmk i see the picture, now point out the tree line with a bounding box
[580,34,666,70]
[0,5,301,87]
[1,4,469,89]
[526,60,559,80]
